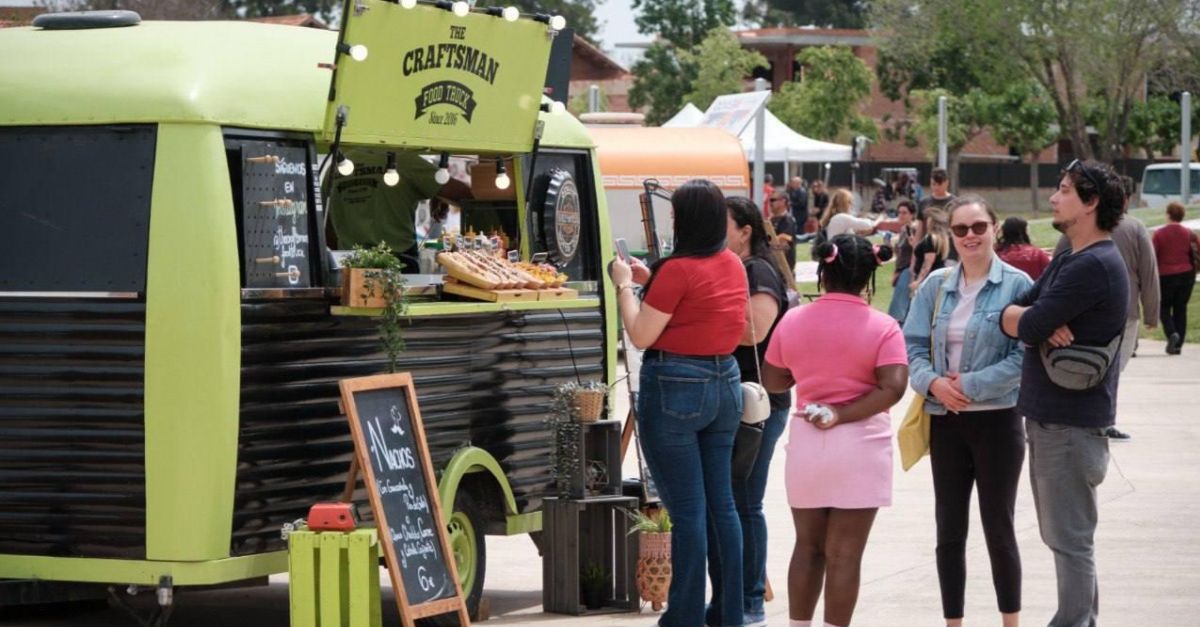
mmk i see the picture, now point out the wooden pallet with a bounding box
[443,279,538,302]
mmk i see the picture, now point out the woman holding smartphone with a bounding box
[609,179,748,627]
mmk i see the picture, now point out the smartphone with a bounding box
[615,238,631,263]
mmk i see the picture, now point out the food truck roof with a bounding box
[0,19,595,150]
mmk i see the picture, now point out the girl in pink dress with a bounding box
[762,234,909,627]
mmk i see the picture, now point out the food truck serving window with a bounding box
[0,125,155,293]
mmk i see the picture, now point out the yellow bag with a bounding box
[897,393,930,471]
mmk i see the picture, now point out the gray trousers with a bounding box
[1028,420,1110,627]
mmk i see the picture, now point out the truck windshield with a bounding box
[1143,168,1200,195]
[0,125,155,292]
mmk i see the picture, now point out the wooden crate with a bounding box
[563,419,623,499]
[542,496,640,616]
[537,286,579,301]
[288,528,382,627]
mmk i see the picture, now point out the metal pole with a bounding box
[1183,91,1192,204]
[754,78,768,210]
[588,84,600,113]
[937,95,948,170]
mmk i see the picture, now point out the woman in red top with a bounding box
[1151,202,1197,355]
[610,179,749,627]
[995,217,1051,280]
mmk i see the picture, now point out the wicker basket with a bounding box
[636,532,672,610]
[573,389,605,422]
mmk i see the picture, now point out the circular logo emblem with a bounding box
[546,171,580,263]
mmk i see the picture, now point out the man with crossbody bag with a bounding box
[1001,160,1129,627]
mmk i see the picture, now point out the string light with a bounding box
[383,152,400,187]
[494,158,510,190]
[485,5,519,21]
[435,152,451,185]
[336,151,355,176]
[451,1,470,16]
[534,13,566,30]
[337,43,368,62]
[400,0,417,7]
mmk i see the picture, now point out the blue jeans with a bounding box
[888,266,912,323]
[708,405,789,621]
[638,354,744,627]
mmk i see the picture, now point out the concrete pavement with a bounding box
[9,340,1200,626]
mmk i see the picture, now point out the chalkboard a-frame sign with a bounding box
[339,373,471,626]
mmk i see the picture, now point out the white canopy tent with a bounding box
[664,104,853,165]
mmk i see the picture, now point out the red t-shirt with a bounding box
[643,249,748,355]
[997,244,1051,280]
[1152,223,1197,276]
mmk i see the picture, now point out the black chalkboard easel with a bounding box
[339,373,470,627]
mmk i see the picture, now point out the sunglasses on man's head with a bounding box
[1065,159,1103,191]
[950,221,992,237]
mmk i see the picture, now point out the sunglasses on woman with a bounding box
[950,221,992,237]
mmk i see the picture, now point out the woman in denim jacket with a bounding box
[903,195,1032,627]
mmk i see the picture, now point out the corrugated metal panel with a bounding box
[0,298,146,559]
[231,297,606,555]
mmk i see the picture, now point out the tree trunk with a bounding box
[1030,153,1041,215]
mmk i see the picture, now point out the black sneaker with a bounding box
[1105,426,1132,441]
[1168,333,1182,355]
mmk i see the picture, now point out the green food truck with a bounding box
[0,5,616,620]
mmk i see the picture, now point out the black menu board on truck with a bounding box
[338,373,470,627]
[238,140,312,288]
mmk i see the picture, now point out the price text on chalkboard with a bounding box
[339,374,470,626]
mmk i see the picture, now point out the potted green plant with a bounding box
[624,507,672,611]
[341,243,408,372]
[579,562,608,610]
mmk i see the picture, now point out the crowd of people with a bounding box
[609,159,1197,627]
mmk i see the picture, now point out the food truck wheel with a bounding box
[446,491,486,620]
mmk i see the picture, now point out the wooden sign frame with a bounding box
[339,373,471,627]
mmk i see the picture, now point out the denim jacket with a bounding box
[902,257,1033,414]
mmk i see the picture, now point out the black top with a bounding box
[911,235,946,279]
[811,192,829,214]
[771,213,798,270]
[734,257,791,410]
[788,187,808,220]
[1006,240,1130,427]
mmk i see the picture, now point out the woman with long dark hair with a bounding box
[609,179,748,627]
[707,196,792,627]
[996,216,1050,280]
[761,235,908,627]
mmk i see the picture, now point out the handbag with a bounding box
[1039,331,1123,391]
[732,279,772,482]
[896,278,945,471]
[1189,232,1200,275]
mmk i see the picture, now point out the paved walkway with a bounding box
[9,341,1200,626]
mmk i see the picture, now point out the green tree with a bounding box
[682,29,768,112]
[871,0,1192,162]
[511,0,602,44]
[628,42,699,126]
[226,0,338,21]
[742,0,868,29]
[987,81,1059,213]
[906,88,991,190]
[632,0,736,48]
[768,45,876,142]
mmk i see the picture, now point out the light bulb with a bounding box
[345,44,368,62]
[400,0,417,7]
[549,14,566,30]
[502,6,519,21]
[549,100,566,115]
[435,168,451,185]
[336,152,355,176]
[495,172,510,190]
[451,1,469,16]
[383,169,400,186]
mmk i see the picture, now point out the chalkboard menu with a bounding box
[239,141,312,288]
[339,374,470,626]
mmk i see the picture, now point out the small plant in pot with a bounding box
[624,507,672,611]
[579,562,608,610]
[340,242,408,373]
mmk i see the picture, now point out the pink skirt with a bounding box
[784,411,893,509]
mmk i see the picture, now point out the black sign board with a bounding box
[339,373,470,627]
[240,141,312,289]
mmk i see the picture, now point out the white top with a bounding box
[826,213,875,237]
[946,274,986,374]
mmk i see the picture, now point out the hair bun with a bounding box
[874,244,894,264]
[813,241,836,263]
